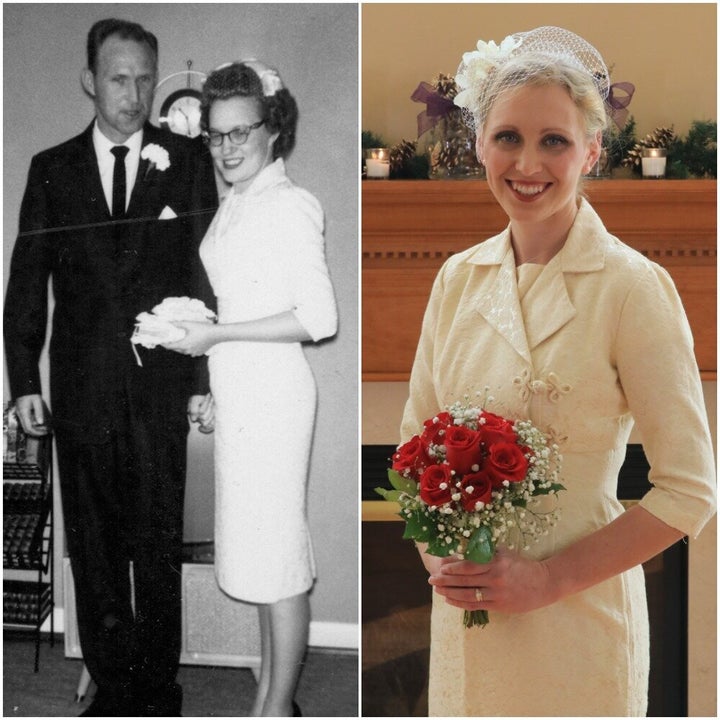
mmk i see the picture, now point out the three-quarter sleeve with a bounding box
[271,188,338,343]
[616,262,716,538]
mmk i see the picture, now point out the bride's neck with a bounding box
[510,204,578,265]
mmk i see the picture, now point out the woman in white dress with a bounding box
[166,61,337,717]
[401,27,715,715]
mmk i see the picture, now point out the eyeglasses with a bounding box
[202,120,265,147]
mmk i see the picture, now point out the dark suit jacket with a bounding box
[4,122,218,442]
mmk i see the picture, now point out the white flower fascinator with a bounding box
[454,26,609,132]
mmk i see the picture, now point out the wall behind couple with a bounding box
[3,3,358,631]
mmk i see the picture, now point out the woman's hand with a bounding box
[428,547,559,615]
[163,321,219,357]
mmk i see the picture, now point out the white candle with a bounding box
[366,148,390,179]
[366,158,390,178]
[641,157,666,178]
[641,148,667,178]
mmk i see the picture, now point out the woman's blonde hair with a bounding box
[478,54,608,140]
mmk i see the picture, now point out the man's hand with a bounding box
[187,393,215,433]
[15,394,51,436]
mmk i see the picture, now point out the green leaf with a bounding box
[465,526,495,564]
[533,483,565,496]
[427,534,458,557]
[401,509,435,543]
[374,487,404,503]
[387,469,418,495]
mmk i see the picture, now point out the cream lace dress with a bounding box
[200,159,337,604]
[401,199,715,716]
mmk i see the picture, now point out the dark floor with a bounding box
[3,633,358,717]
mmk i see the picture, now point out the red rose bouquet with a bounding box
[376,397,564,628]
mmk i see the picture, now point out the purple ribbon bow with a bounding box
[606,81,635,130]
[411,81,458,137]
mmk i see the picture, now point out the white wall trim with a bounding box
[309,621,358,650]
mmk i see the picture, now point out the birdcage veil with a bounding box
[454,26,609,133]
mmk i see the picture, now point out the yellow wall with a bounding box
[362,3,716,146]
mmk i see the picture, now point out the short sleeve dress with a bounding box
[200,159,337,604]
[401,199,715,716]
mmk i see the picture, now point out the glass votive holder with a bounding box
[641,147,667,179]
[365,148,390,179]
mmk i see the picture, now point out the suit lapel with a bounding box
[127,125,155,218]
[75,123,111,223]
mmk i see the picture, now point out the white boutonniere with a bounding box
[141,143,171,174]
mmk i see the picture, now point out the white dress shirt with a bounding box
[92,122,143,214]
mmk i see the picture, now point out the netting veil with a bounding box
[454,26,609,133]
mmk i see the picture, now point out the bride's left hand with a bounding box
[163,321,218,357]
[428,546,559,614]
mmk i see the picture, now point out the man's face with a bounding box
[82,34,157,143]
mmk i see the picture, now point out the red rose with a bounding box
[479,411,517,446]
[444,425,483,475]
[392,436,430,479]
[459,470,493,511]
[420,411,453,446]
[485,441,529,487]
[419,464,454,507]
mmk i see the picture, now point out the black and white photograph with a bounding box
[3,3,358,717]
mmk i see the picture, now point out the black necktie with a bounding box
[111,145,129,219]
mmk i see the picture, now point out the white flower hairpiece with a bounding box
[453,35,523,117]
[141,143,170,172]
[214,59,284,97]
[453,27,610,133]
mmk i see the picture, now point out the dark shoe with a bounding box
[292,701,302,717]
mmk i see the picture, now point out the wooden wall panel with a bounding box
[362,180,716,380]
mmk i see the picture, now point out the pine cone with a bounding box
[437,144,460,169]
[432,73,458,99]
[390,140,417,173]
[646,126,676,148]
[621,145,644,169]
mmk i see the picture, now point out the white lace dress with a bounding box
[401,199,715,716]
[200,159,337,604]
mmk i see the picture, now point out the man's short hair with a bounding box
[86,18,158,74]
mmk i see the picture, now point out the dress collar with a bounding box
[227,158,287,201]
[465,197,607,273]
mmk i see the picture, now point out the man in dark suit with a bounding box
[4,18,217,716]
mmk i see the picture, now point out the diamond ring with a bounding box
[474,588,484,602]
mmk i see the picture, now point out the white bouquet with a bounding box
[132,297,217,349]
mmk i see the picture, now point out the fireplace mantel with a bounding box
[362,179,716,380]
